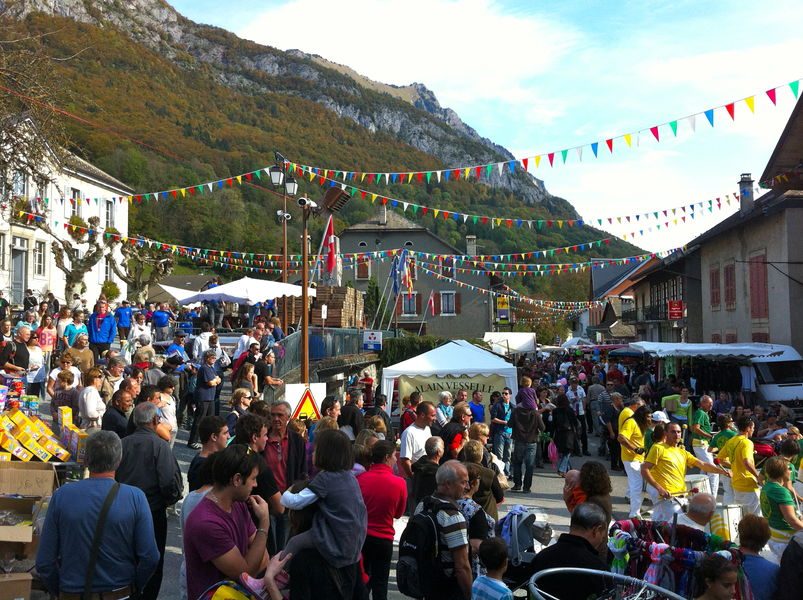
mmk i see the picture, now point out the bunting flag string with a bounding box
[289,78,801,180]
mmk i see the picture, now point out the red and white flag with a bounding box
[427,290,435,315]
[324,215,336,273]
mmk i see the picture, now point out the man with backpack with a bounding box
[397,460,473,600]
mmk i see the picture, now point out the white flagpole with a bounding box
[418,290,433,336]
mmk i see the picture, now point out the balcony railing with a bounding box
[621,305,668,323]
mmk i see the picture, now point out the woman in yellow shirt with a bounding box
[719,417,761,515]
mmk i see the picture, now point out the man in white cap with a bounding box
[647,410,671,452]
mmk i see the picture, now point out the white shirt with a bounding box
[400,423,431,463]
[675,511,709,533]
[48,366,82,388]
[79,386,106,424]
[127,322,152,345]
[566,386,586,416]
[160,395,178,432]
[233,335,258,360]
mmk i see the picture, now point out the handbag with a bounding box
[83,482,121,599]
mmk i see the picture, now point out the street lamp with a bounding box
[296,188,351,384]
[269,151,297,329]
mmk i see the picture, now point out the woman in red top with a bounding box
[36,314,58,370]
[357,440,407,600]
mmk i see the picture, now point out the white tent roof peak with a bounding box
[177,276,316,305]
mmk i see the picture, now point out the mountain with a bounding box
[1,0,642,304]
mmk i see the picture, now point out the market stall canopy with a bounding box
[627,342,786,359]
[155,283,201,305]
[561,336,593,348]
[178,276,316,305]
[483,332,537,355]
[381,340,518,402]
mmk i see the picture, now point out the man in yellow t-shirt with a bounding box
[719,416,761,515]
[618,404,646,518]
[641,422,730,522]
[617,395,643,434]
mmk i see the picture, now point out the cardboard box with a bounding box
[57,406,72,429]
[29,416,53,439]
[75,430,89,465]
[0,453,11,462]
[0,497,37,543]
[0,462,58,497]
[0,434,32,463]
[6,410,32,431]
[0,415,14,434]
[0,572,32,600]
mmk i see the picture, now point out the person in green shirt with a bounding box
[691,395,718,496]
[761,456,803,560]
[645,411,670,454]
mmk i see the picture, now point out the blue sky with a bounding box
[169,0,802,252]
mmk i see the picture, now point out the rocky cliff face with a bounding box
[3,0,564,209]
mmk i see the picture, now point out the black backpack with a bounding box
[396,496,452,599]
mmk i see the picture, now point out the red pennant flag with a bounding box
[416,172,423,183]
[452,169,461,180]
[650,126,659,141]
[475,166,482,179]
[360,191,366,199]
[422,207,428,216]
[245,173,253,181]
[226,178,233,187]
[725,103,735,120]
[766,88,777,105]
[481,216,488,224]
[522,158,529,171]
[367,173,375,183]
[442,211,450,220]
[606,139,614,152]
[324,215,336,273]
[548,152,555,166]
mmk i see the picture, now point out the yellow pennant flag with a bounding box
[745,96,755,113]
[407,173,414,183]
[433,209,440,218]
[463,168,470,179]
[624,133,632,147]
[557,221,564,229]
[128,196,133,204]
[180,188,186,197]
[309,172,316,181]
[535,155,542,168]
[236,175,242,185]
[370,194,377,203]
[360,173,366,182]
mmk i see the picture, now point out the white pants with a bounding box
[647,485,683,522]
[623,460,644,518]
[768,539,790,561]
[734,490,762,516]
[721,477,735,505]
[692,445,719,498]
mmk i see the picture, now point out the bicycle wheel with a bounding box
[528,567,687,600]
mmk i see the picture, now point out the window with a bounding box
[709,265,720,309]
[752,331,770,343]
[441,257,454,278]
[440,291,456,315]
[401,292,419,316]
[105,200,115,228]
[711,332,722,343]
[725,331,737,344]
[356,257,370,280]
[754,360,803,385]
[33,241,46,277]
[724,262,736,310]
[105,257,114,282]
[358,241,367,247]
[749,253,769,319]
[11,171,27,197]
[67,188,82,218]
[0,233,5,269]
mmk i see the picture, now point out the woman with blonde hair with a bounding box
[227,387,254,437]
[365,415,387,440]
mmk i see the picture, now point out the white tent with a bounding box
[628,341,786,359]
[381,340,518,401]
[483,332,537,355]
[178,276,316,305]
[155,284,200,304]
[561,336,592,348]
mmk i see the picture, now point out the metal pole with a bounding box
[281,161,289,331]
[301,209,310,384]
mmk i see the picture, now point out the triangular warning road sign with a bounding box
[292,388,321,420]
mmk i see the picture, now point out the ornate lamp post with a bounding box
[269,151,297,329]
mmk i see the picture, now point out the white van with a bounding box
[751,345,803,413]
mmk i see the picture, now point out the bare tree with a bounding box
[106,240,174,303]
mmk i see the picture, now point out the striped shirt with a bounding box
[415,495,467,578]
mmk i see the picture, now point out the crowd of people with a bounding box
[8,301,803,600]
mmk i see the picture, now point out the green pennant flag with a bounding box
[425,172,432,183]
[485,164,493,178]
[350,187,357,196]
[669,120,678,136]
[412,205,419,213]
[196,186,203,194]
[561,149,568,163]
[791,80,800,99]
[472,216,479,224]
[597,219,603,226]
[254,170,261,180]
[708,207,713,212]
[653,212,658,218]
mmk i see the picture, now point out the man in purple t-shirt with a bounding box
[184,445,270,600]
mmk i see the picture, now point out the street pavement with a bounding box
[161,426,632,600]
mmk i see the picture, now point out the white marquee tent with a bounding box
[380,339,518,401]
[177,276,316,305]
[483,332,537,355]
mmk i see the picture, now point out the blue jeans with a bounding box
[558,452,572,474]
[512,441,537,491]
[492,430,513,475]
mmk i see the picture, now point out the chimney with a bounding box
[379,205,387,226]
[739,173,754,215]
[466,234,477,256]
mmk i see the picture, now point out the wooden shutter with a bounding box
[415,293,422,315]
[433,292,441,316]
[711,333,722,343]
[725,332,737,344]
[749,255,768,319]
[709,267,720,308]
[455,293,462,314]
[724,263,735,308]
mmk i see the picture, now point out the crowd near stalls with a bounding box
[2,289,803,600]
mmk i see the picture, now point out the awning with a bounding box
[627,342,786,359]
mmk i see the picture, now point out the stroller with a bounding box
[497,505,553,592]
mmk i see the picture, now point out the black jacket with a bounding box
[338,402,364,438]
[531,534,607,600]
[511,406,545,443]
[411,457,439,504]
[284,429,307,488]
[101,406,129,439]
[116,427,182,511]
[363,406,392,439]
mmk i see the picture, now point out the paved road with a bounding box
[161,427,632,600]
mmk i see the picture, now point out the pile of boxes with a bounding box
[0,408,72,464]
